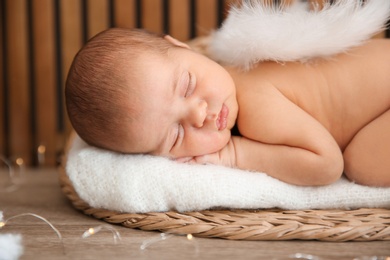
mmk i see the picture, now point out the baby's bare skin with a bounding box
[199,39,390,186]
[66,29,390,187]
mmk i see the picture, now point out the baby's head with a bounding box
[66,28,238,159]
[66,28,171,152]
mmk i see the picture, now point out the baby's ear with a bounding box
[164,35,190,49]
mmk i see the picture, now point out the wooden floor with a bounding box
[1,168,389,260]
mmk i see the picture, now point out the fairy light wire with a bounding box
[140,233,173,250]
[289,253,321,259]
[0,212,65,254]
[37,145,46,166]
[2,213,62,240]
[140,232,199,256]
[82,225,122,244]
[0,155,18,192]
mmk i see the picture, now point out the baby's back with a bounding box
[230,39,390,150]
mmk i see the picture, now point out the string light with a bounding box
[82,225,122,244]
[0,156,25,183]
[0,212,65,254]
[140,232,199,256]
[289,253,321,259]
[15,157,25,176]
[140,233,173,250]
[37,145,46,166]
[0,156,19,192]
[15,158,24,166]
[12,157,25,186]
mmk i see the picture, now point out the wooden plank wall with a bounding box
[0,0,388,166]
[0,0,236,166]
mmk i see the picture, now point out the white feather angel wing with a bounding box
[208,0,390,69]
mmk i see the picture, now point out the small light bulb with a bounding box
[88,228,95,235]
[15,158,24,166]
[0,222,5,228]
[187,234,193,240]
[37,145,46,154]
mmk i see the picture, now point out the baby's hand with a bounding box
[177,138,238,168]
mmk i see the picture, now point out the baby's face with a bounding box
[123,46,238,159]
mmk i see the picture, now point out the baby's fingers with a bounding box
[193,154,219,165]
[174,156,194,163]
[174,154,218,165]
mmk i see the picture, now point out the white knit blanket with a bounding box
[65,0,390,213]
[66,135,390,213]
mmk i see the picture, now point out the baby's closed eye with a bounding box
[184,72,196,97]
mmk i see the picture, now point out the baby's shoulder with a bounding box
[360,38,390,52]
[340,39,390,65]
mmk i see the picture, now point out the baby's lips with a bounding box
[216,104,229,131]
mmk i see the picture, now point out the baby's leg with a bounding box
[343,109,390,187]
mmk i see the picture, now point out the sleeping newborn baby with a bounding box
[65,28,390,187]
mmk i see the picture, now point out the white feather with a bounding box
[0,234,23,260]
[208,0,390,70]
[0,212,23,260]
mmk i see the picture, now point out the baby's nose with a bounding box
[189,99,207,128]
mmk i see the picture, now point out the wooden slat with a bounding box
[31,0,57,166]
[308,0,325,10]
[282,0,294,5]
[222,0,239,19]
[222,0,293,14]
[141,0,163,33]
[0,2,4,156]
[60,0,83,144]
[113,0,136,28]
[6,0,33,164]
[169,0,190,41]
[195,0,218,37]
[87,0,110,39]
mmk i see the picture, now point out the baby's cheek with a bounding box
[201,131,230,153]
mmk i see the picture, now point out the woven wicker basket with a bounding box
[59,133,390,242]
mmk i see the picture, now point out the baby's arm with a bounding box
[196,84,344,186]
